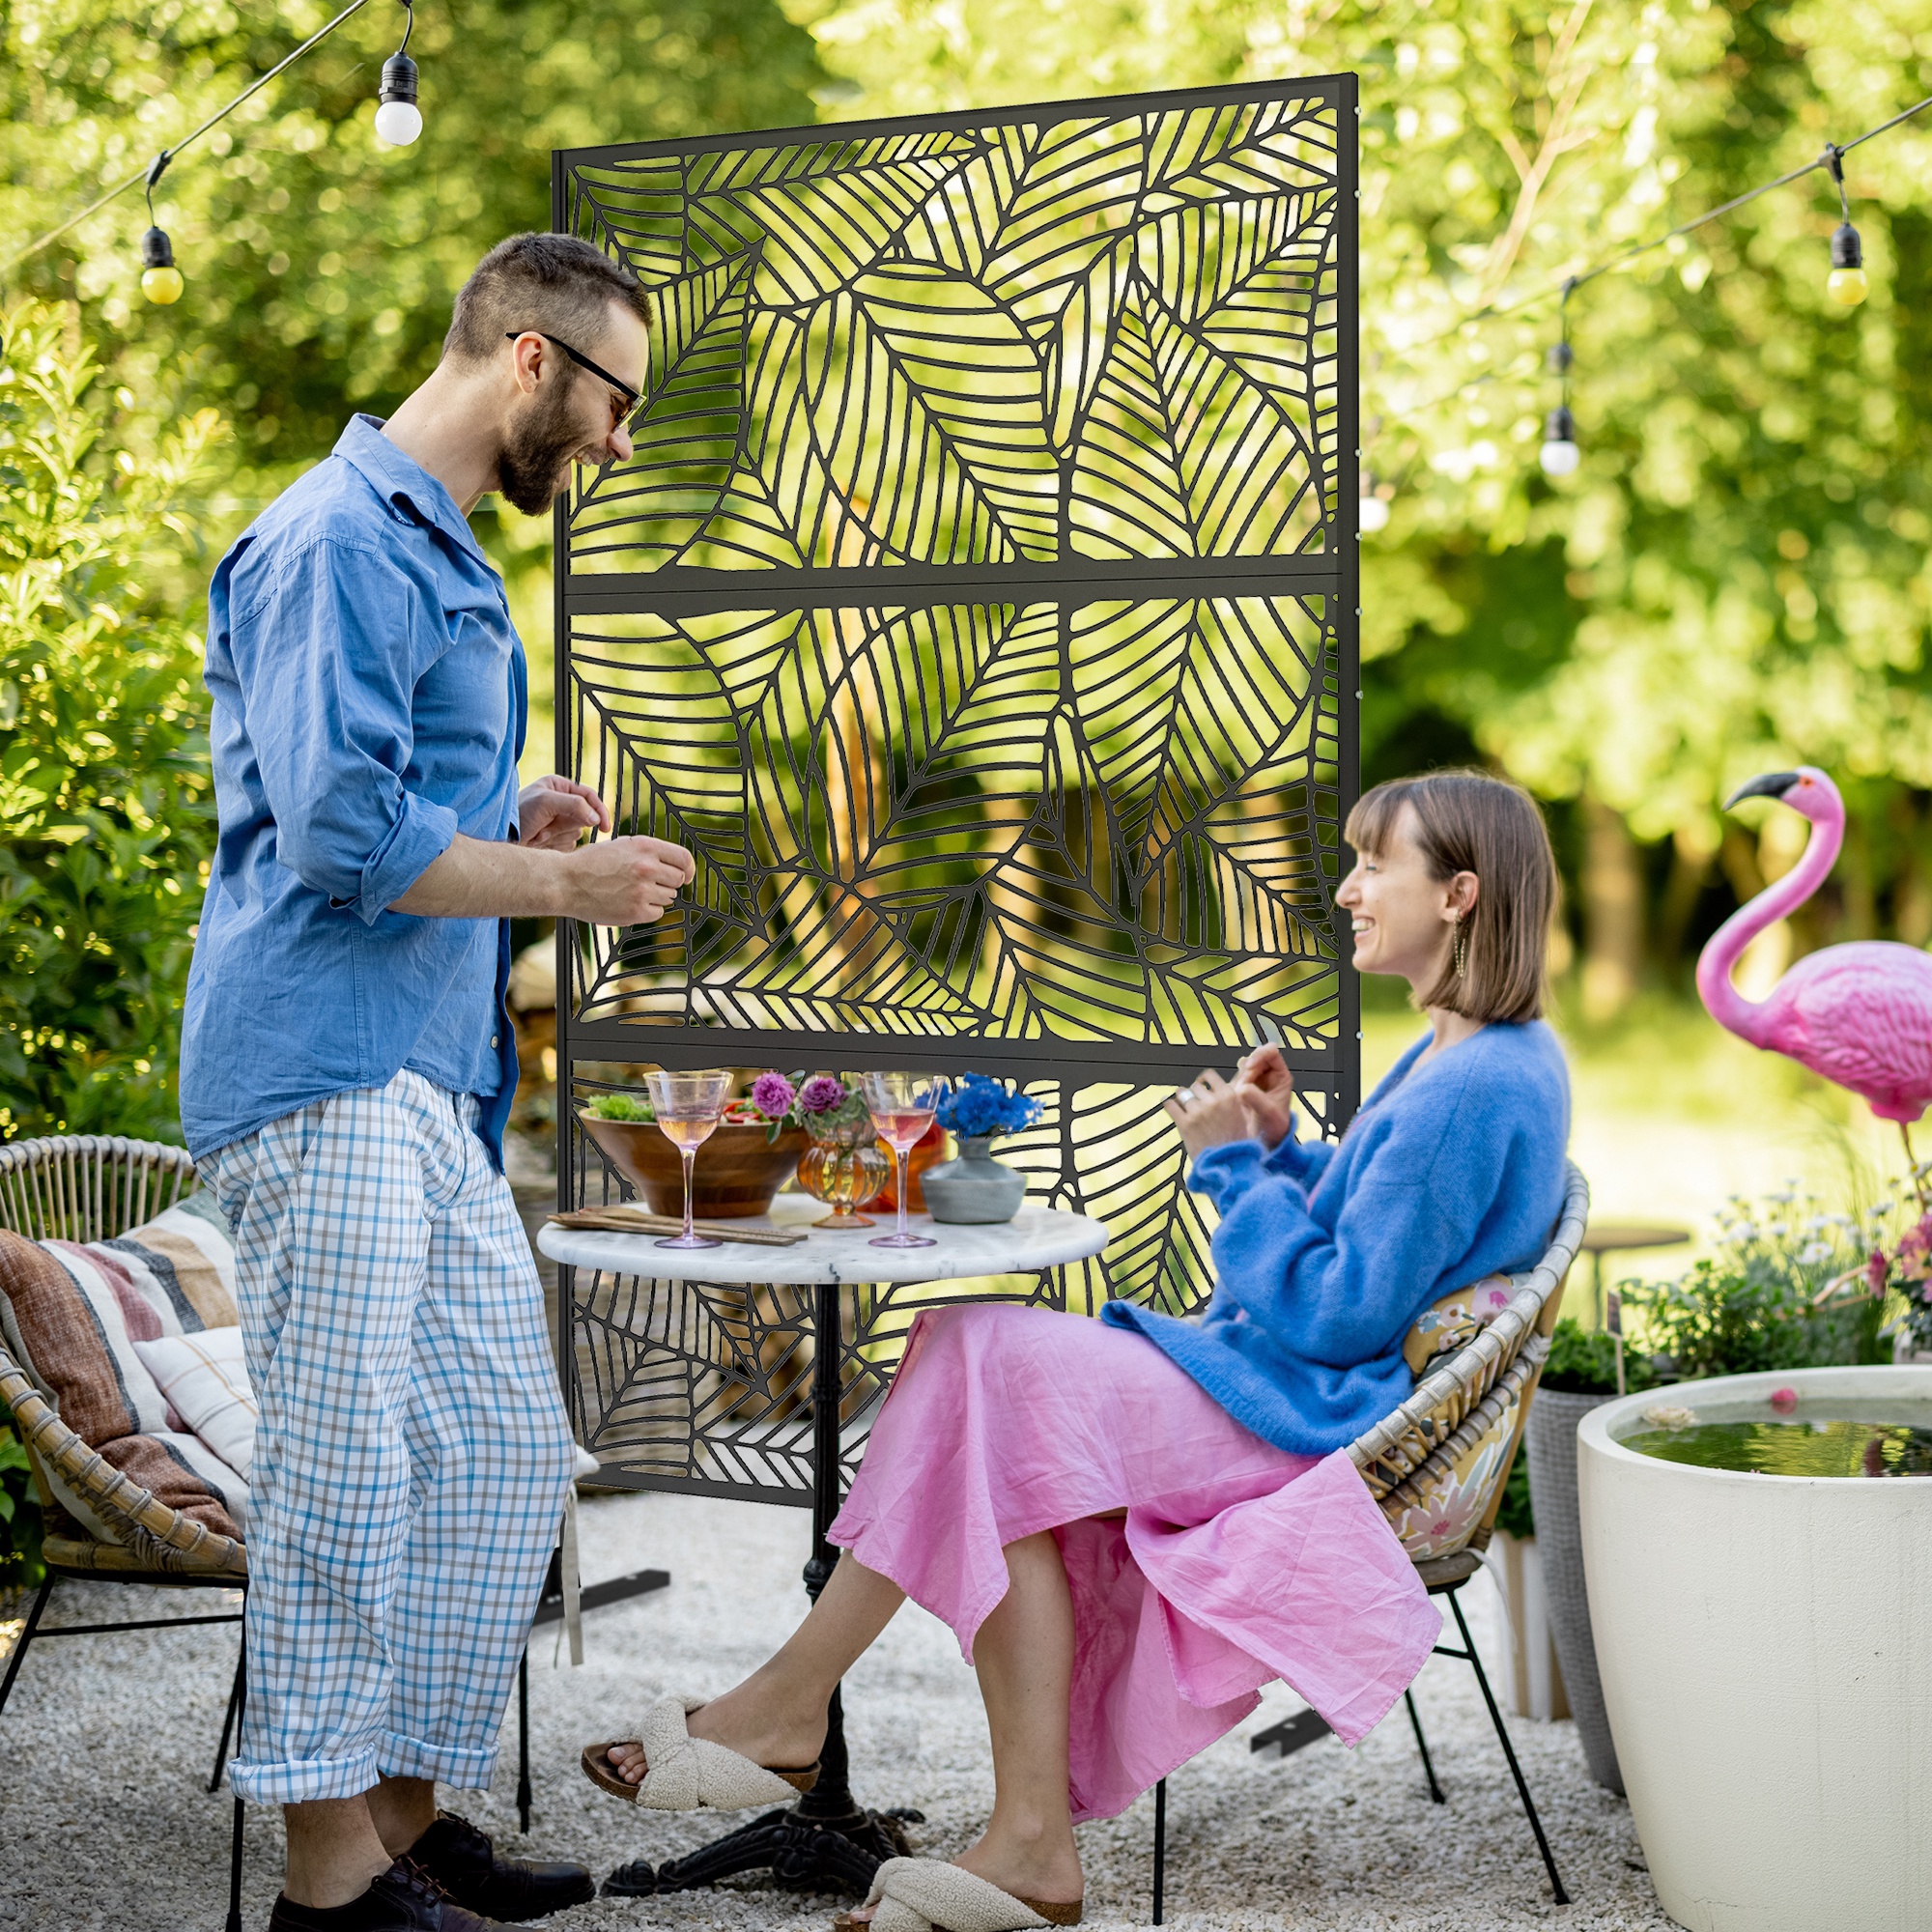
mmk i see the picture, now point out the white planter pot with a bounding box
[1578,1366,1932,1932]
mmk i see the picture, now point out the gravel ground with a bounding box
[0,1488,1672,1932]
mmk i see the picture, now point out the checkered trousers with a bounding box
[197,1070,575,1805]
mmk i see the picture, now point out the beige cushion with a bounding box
[133,1326,255,1480]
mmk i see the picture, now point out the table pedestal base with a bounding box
[604,1802,916,1898]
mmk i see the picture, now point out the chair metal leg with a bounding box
[0,1572,53,1719]
[225,1794,245,1932]
[1448,1592,1569,1904]
[1404,1688,1445,1804]
[517,1648,531,1834]
[209,1645,244,1793]
[224,1647,246,1932]
[1151,1776,1167,1926]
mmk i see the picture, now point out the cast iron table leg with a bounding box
[605,1280,919,1899]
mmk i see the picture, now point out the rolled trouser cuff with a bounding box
[230,1747,382,1806]
[380,1730,498,1792]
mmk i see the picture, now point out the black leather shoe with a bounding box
[266,1856,533,1929]
[407,1812,595,1920]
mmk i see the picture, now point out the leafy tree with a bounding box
[0,300,222,1141]
[800,0,1932,997]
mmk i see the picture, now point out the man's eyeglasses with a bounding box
[506,329,641,429]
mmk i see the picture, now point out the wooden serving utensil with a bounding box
[546,1207,808,1247]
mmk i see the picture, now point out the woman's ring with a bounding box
[1174,1086,1196,1105]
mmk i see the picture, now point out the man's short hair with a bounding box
[444,233,649,361]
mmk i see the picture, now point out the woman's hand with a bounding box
[519,774,611,852]
[1164,1069,1252,1158]
[1233,1042,1295,1151]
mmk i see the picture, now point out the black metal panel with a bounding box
[553,77,1359,1496]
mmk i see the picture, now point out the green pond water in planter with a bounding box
[1620,1399,1932,1478]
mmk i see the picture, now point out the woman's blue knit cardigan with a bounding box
[1101,1020,1571,1456]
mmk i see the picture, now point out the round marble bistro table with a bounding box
[537,1196,1109,1899]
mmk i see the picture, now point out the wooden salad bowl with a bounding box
[578,1113,810,1219]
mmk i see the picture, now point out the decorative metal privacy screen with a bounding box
[553,78,1360,1502]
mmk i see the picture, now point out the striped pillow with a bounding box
[0,1190,247,1545]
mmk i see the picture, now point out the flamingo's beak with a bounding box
[1723,770,1802,810]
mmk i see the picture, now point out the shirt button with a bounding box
[491,1034,500,1049]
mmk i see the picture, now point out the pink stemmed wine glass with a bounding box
[860,1070,951,1249]
[643,1068,733,1249]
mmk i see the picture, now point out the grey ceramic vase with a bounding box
[921,1136,1026,1224]
[1526,1386,1625,1794]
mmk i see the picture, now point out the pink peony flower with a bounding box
[798,1074,847,1115]
[751,1071,796,1119]
[1867,1248,1891,1294]
[1769,1386,1799,1412]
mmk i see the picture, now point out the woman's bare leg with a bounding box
[839,1528,1082,1924]
[608,1549,905,1780]
[952,1529,1083,1905]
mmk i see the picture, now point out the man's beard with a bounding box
[497,379,582,515]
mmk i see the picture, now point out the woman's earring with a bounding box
[1453,915,1468,980]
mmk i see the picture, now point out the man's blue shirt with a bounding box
[181,414,524,1166]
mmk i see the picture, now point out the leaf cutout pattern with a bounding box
[557,84,1357,1481]
[563,82,1345,571]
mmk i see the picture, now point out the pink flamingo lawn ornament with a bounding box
[1697,766,1932,1173]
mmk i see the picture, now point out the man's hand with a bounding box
[391,827,695,922]
[1164,1068,1252,1158]
[520,775,610,851]
[1232,1041,1295,1151]
[558,836,695,925]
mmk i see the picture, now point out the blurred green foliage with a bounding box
[7,0,1932,1126]
[0,1418,43,1589]
[0,302,222,1141]
[1541,1314,1663,1395]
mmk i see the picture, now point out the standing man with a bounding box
[183,233,692,1932]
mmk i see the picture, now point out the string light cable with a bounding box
[1,0,426,296]
[1359,86,1932,506]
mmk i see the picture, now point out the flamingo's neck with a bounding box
[1696,799,1842,1043]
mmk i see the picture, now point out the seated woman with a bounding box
[583,770,1571,1932]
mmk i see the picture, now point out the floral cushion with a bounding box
[1380,1376,1524,1560]
[1402,1274,1517,1377]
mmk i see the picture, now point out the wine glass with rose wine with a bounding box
[860,1070,951,1249]
[643,1068,733,1249]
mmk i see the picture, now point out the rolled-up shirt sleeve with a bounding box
[229,535,457,922]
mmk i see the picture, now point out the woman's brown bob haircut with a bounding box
[1345,769,1560,1024]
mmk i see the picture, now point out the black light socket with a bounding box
[379,50,419,105]
[141,226,176,269]
[1831,221,1863,270]
[1545,405,1577,442]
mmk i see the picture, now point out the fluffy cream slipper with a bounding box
[580,1693,820,1810]
[854,1858,1082,1932]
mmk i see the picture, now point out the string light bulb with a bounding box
[375,0,422,146]
[1540,406,1580,476]
[138,152,183,304]
[1824,145,1868,307]
[1538,286,1579,477]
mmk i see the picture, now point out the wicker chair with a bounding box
[1149,1160,1590,1922]
[0,1133,572,1928]
[0,1137,254,1932]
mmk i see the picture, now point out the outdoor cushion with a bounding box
[0,1195,247,1545]
[133,1325,255,1480]
[1379,1374,1524,1561]
[1401,1274,1517,1376]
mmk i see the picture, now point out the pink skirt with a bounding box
[828,1303,1438,1822]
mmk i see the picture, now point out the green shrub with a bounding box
[1623,1189,1894,1384]
[0,302,222,1142]
[1,1417,42,1589]
[1540,1315,1662,1396]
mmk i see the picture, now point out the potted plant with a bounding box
[1522,1317,1659,1788]
[1575,1184,1921,1931]
[921,1073,1042,1224]
[578,1080,808,1220]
